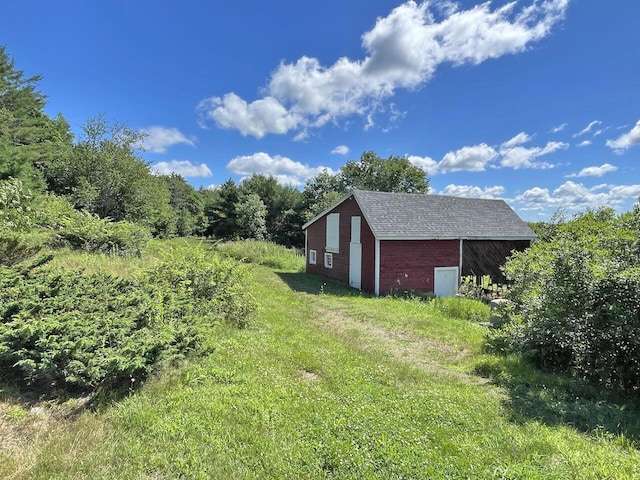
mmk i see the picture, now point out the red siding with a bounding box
[305,197,375,291]
[379,240,459,295]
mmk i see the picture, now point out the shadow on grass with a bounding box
[276,271,372,298]
[475,356,640,444]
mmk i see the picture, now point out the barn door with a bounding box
[349,216,361,289]
[434,267,458,297]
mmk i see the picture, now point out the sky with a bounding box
[3,0,640,220]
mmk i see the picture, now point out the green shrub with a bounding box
[0,177,34,232]
[38,195,150,256]
[491,207,640,392]
[0,247,255,394]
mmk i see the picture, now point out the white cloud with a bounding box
[499,141,568,169]
[573,120,602,138]
[576,140,591,147]
[567,163,618,178]
[439,184,505,198]
[152,160,212,177]
[331,145,350,155]
[515,181,640,211]
[549,123,567,133]
[226,152,335,186]
[502,132,532,148]
[138,126,196,153]
[407,154,439,175]
[198,0,569,137]
[606,120,640,152]
[438,143,498,172]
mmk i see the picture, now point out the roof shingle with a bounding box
[350,190,536,240]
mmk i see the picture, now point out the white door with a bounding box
[434,267,459,297]
[349,217,362,289]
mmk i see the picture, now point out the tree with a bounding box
[0,46,72,191]
[202,179,240,239]
[340,151,429,193]
[235,193,267,241]
[159,173,205,237]
[239,174,305,246]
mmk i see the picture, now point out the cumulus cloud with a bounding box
[198,0,570,137]
[606,120,640,152]
[438,143,498,172]
[514,181,640,211]
[226,152,335,186]
[567,163,618,178]
[332,145,350,155]
[573,120,602,138]
[137,126,196,153]
[407,154,439,175]
[152,160,212,177]
[438,184,505,198]
[577,140,591,147]
[499,140,568,169]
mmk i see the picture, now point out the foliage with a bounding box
[0,245,254,394]
[341,150,429,193]
[0,47,73,191]
[159,173,206,237]
[217,239,305,271]
[234,192,267,241]
[0,177,34,231]
[490,205,640,392]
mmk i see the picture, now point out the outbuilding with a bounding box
[302,190,536,296]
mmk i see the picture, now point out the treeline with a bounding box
[0,46,429,248]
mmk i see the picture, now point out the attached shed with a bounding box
[302,190,536,296]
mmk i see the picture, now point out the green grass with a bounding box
[1,241,639,479]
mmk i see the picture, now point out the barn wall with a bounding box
[379,240,459,295]
[305,197,375,290]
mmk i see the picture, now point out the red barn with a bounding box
[302,190,536,296]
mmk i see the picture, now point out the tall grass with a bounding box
[216,239,305,271]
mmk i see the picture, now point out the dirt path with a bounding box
[304,299,484,384]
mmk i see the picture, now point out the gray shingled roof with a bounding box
[350,190,536,240]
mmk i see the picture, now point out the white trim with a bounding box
[459,239,463,276]
[304,230,308,272]
[375,235,536,241]
[324,252,333,269]
[309,249,317,265]
[374,239,380,296]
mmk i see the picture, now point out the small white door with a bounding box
[349,217,362,289]
[434,267,459,297]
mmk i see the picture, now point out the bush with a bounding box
[0,247,255,394]
[490,206,640,392]
[38,194,150,256]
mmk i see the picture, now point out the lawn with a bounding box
[1,242,639,479]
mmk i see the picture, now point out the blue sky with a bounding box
[4,0,639,220]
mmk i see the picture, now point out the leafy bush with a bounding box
[38,194,150,256]
[217,239,305,271]
[0,177,34,231]
[490,206,640,392]
[0,247,255,394]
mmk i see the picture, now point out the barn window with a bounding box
[324,252,333,269]
[309,250,317,265]
[326,213,340,253]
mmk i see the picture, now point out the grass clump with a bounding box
[217,239,305,271]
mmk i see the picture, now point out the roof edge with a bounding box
[301,191,354,230]
[377,235,537,241]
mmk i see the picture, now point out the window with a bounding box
[324,252,333,269]
[326,213,339,253]
[309,249,317,265]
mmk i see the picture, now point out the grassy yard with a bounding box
[1,242,639,479]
